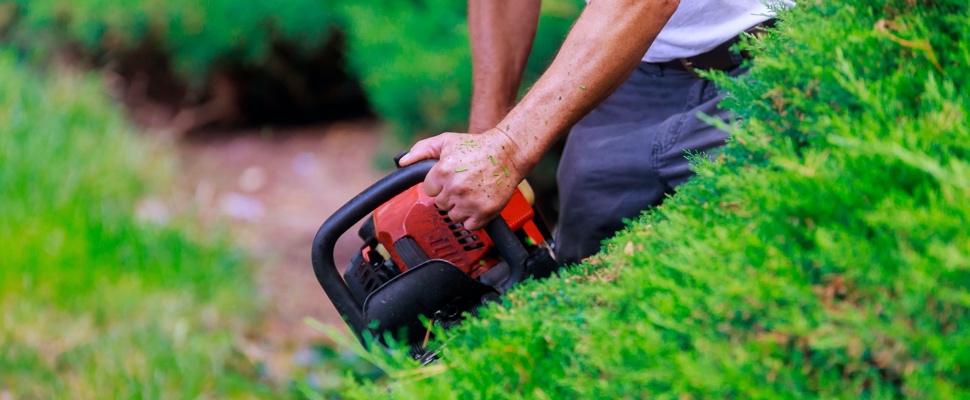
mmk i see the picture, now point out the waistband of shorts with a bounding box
[648,18,777,77]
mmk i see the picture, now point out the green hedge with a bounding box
[1,0,339,85]
[0,52,277,397]
[336,0,581,143]
[326,0,970,397]
[0,0,581,142]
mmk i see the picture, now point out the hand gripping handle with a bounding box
[310,159,529,342]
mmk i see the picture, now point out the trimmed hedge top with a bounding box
[327,0,970,398]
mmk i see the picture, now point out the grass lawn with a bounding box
[0,51,282,398]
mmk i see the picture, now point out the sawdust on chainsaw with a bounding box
[169,121,390,380]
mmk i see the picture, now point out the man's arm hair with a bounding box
[497,0,681,173]
[398,0,680,231]
[467,0,541,134]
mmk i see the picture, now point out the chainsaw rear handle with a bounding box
[311,158,529,342]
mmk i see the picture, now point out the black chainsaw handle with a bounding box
[310,158,528,343]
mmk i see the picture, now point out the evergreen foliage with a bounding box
[0,0,582,141]
[1,0,339,85]
[325,0,970,397]
[335,0,581,142]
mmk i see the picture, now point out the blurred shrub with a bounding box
[334,0,581,144]
[0,0,580,139]
[332,0,470,145]
[2,0,339,85]
[326,0,970,398]
[0,51,277,397]
[0,0,368,128]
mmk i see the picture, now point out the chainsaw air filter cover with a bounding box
[371,183,545,278]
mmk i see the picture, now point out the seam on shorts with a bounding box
[650,125,664,188]
[654,77,707,188]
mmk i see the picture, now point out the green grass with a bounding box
[321,0,970,398]
[0,51,278,398]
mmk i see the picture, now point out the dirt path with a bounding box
[173,121,391,379]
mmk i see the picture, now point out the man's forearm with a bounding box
[498,0,680,172]
[398,0,680,230]
[467,0,541,134]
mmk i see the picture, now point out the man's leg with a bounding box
[555,63,734,266]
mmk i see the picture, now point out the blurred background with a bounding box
[0,0,581,397]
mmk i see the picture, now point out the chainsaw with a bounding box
[311,157,558,352]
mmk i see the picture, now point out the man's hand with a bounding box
[398,128,526,231]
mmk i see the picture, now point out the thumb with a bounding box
[398,135,446,166]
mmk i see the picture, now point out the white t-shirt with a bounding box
[645,0,793,62]
[583,0,793,62]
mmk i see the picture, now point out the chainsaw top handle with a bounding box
[311,158,529,344]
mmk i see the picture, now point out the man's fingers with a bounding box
[462,216,486,231]
[446,207,470,225]
[423,179,442,198]
[423,165,444,197]
[399,135,446,166]
[397,131,507,233]
[433,189,454,211]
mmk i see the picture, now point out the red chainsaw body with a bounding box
[371,183,545,278]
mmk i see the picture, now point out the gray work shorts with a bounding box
[555,62,739,266]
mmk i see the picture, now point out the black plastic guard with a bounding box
[363,259,497,345]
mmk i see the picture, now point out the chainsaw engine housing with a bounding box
[342,183,555,344]
[312,159,558,351]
